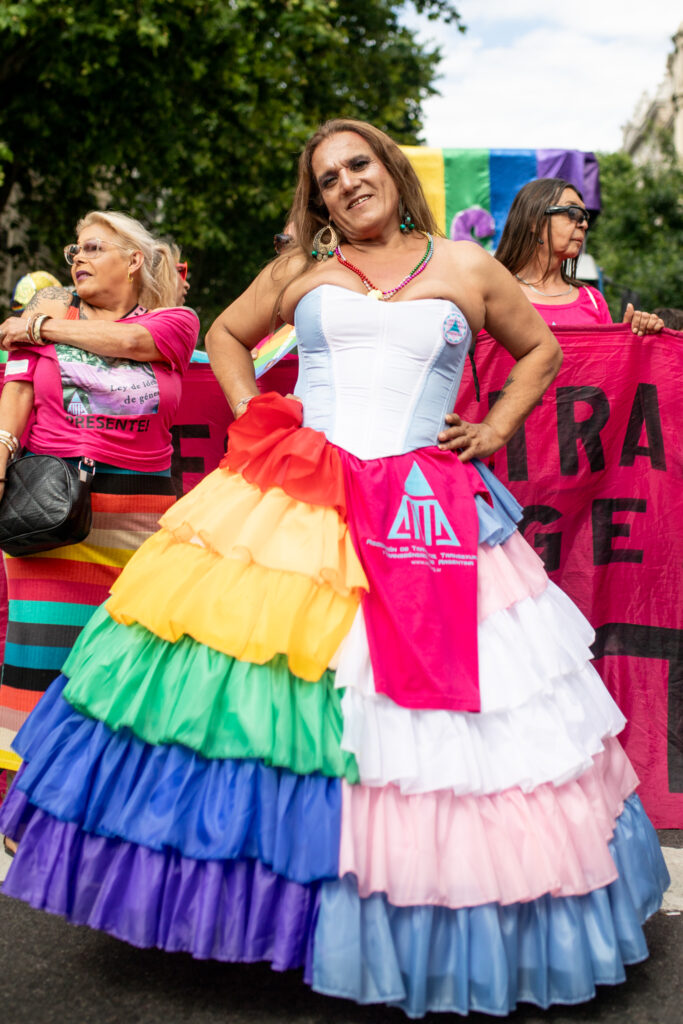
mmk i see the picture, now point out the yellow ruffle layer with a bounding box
[106,528,363,682]
[158,467,367,593]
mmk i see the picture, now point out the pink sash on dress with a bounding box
[339,447,487,711]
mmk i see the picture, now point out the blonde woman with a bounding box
[0,211,199,817]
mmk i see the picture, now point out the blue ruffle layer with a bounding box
[3,674,340,883]
[472,459,522,545]
[311,794,668,1018]
[4,785,664,1016]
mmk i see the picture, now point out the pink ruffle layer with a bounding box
[477,531,548,623]
[339,736,638,909]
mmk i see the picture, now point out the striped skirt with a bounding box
[0,462,176,770]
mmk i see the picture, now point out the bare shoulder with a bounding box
[435,237,497,271]
[441,238,519,295]
[265,248,309,288]
[251,248,314,314]
[24,286,74,317]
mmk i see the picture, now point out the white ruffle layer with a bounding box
[340,659,625,796]
[336,581,596,714]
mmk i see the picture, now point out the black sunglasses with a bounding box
[544,204,590,226]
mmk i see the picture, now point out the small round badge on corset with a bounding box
[442,309,468,345]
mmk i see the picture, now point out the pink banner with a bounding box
[456,325,683,827]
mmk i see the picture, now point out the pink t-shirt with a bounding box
[531,285,612,327]
[4,307,200,471]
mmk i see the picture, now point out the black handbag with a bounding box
[0,454,96,557]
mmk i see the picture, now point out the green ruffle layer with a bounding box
[62,605,359,783]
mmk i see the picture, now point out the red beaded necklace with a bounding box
[335,234,434,300]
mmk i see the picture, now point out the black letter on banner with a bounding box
[519,505,562,572]
[592,498,646,565]
[171,424,210,497]
[619,383,666,470]
[592,624,683,793]
[489,390,528,481]
[556,386,610,475]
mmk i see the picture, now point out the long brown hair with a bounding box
[270,119,440,324]
[494,178,585,286]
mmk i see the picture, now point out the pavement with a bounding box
[0,831,681,1024]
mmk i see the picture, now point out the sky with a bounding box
[408,1,679,153]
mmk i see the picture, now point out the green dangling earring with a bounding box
[311,222,339,262]
[399,201,415,233]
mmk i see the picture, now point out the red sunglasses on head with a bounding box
[176,261,188,281]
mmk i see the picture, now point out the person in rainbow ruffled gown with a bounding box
[0,119,669,1018]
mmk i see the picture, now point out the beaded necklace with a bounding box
[335,233,434,300]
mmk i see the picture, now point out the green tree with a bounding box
[0,0,463,326]
[590,145,683,318]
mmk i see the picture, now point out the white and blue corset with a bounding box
[294,284,472,460]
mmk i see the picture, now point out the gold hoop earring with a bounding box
[127,269,133,283]
[311,222,339,261]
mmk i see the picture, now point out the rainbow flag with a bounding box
[252,323,298,379]
[401,147,600,249]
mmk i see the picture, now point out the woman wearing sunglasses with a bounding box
[495,178,663,334]
[0,211,199,829]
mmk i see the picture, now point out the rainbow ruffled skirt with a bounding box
[0,394,669,1018]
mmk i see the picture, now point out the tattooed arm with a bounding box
[437,247,561,462]
[23,286,74,318]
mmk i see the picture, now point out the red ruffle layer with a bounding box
[222,393,346,516]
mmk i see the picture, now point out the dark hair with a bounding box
[653,308,683,330]
[273,233,294,255]
[495,178,585,286]
[287,118,440,255]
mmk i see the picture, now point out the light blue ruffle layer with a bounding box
[312,793,668,1018]
[472,458,523,545]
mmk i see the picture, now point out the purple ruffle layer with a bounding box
[2,807,319,972]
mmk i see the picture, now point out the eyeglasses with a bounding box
[176,261,188,280]
[64,238,131,265]
[545,205,590,226]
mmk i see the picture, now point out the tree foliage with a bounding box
[0,0,463,325]
[589,144,683,318]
